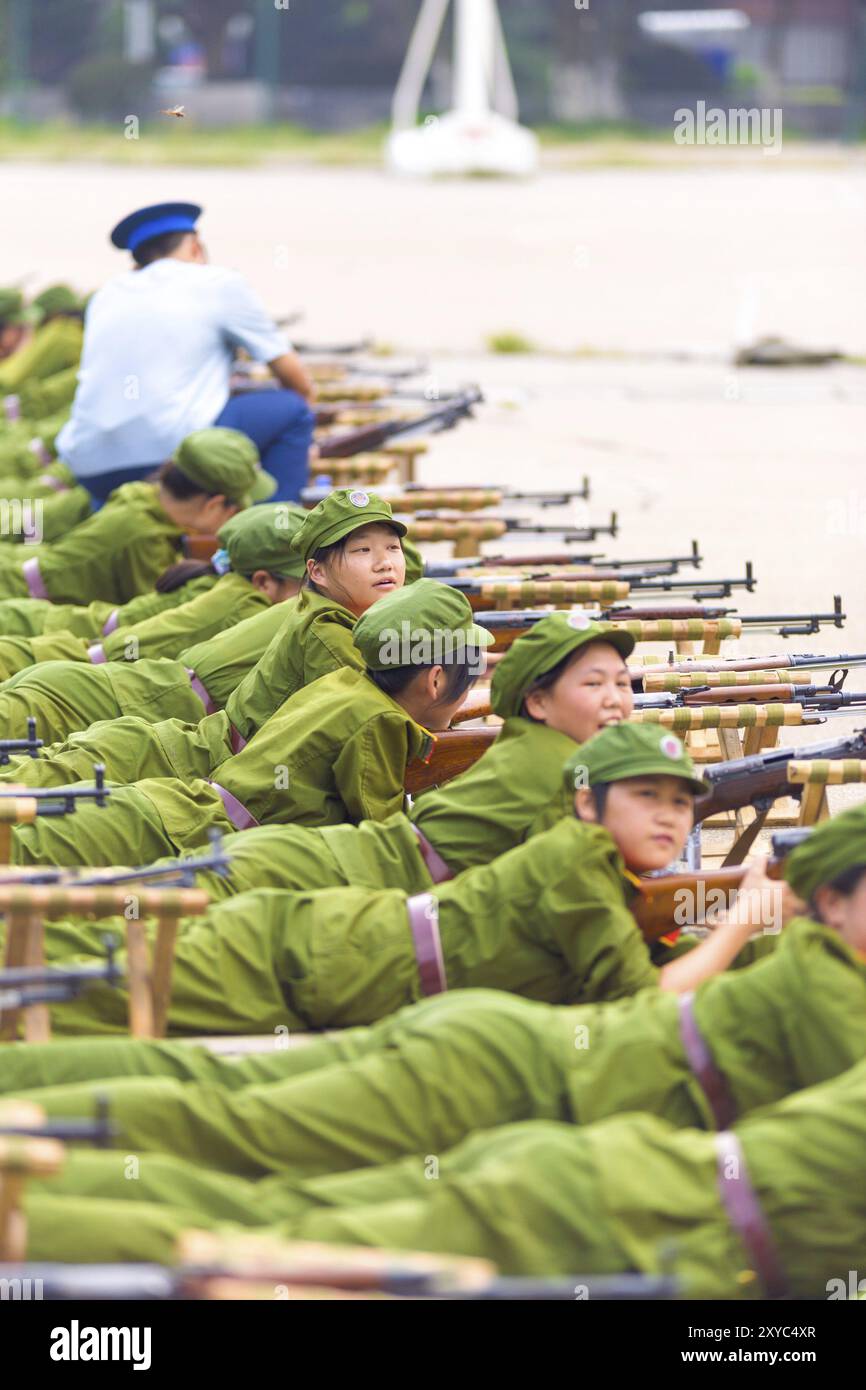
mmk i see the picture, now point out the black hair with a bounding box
[808,863,866,922]
[573,782,609,821]
[369,655,477,709]
[155,558,215,593]
[132,230,191,268]
[303,536,350,592]
[520,642,628,722]
[42,308,85,323]
[155,558,296,594]
[155,461,229,504]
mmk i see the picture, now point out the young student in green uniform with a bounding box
[0,523,423,760]
[8,364,79,424]
[0,427,274,605]
[0,491,416,781]
[8,724,786,1033]
[0,288,32,361]
[0,286,84,396]
[10,579,491,867]
[0,502,306,680]
[226,486,410,741]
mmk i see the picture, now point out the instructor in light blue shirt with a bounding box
[57,201,316,503]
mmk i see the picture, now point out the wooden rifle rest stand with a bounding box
[308,453,399,488]
[0,885,209,1044]
[381,438,429,486]
[0,1104,64,1261]
[787,758,866,826]
[0,795,39,866]
[408,517,508,559]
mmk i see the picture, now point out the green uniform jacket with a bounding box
[98,571,270,663]
[411,717,577,874]
[10,593,366,788]
[18,364,78,421]
[226,587,362,740]
[11,668,435,865]
[0,483,185,604]
[0,318,83,394]
[181,600,289,712]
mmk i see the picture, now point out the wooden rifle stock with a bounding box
[632,859,785,943]
[450,687,493,724]
[404,728,498,795]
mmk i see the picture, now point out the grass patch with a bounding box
[0,119,388,167]
[485,331,536,355]
[0,117,859,170]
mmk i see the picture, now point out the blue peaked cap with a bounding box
[110,202,202,252]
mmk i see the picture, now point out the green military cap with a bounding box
[0,289,27,324]
[172,428,277,508]
[401,535,424,584]
[563,721,708,796]
[292,487,407,564]
[217,502,308,579]
[785,801,866,902]
[491,612,635,719]
[31,285,82,320]
[353,577,494,670]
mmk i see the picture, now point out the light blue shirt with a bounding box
[57,260,289,478]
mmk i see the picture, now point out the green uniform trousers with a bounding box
[22,1059,866,1296]
[0,572,216,641]
[5,917,862,1182]
[0,658,205,746]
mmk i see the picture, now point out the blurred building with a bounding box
[1,0,864,137]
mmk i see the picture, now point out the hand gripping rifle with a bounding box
[317,386,482,458]
[631,826,812,943]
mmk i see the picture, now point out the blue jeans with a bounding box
[77,388,315,507]
[214,388,315,502]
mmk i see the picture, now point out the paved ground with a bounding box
[5,158,865,809]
